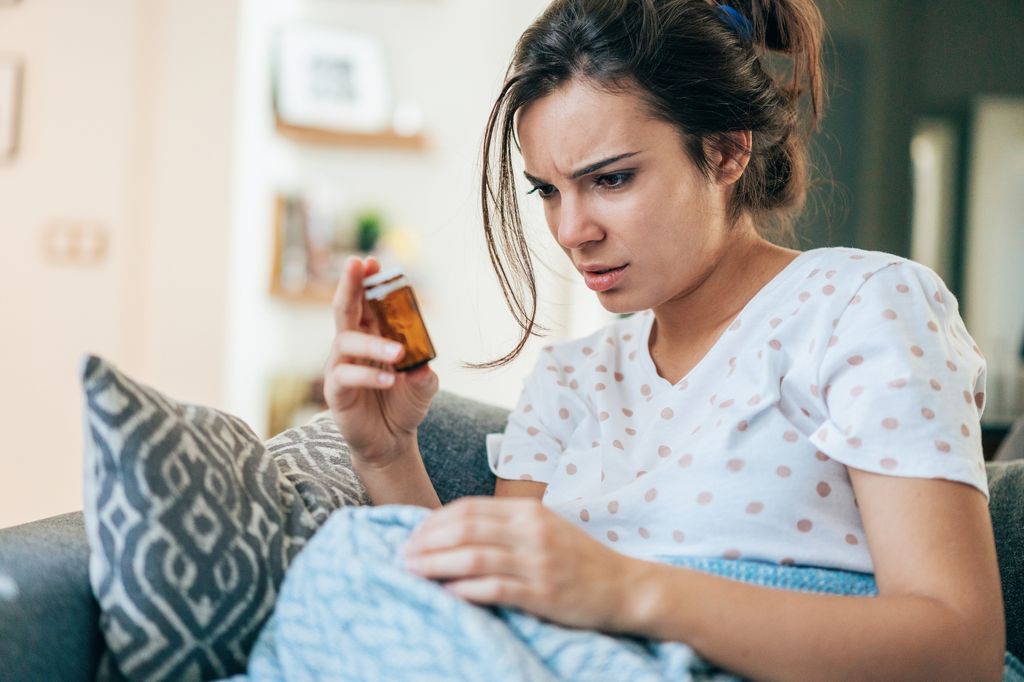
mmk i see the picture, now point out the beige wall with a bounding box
[0,0,238,528]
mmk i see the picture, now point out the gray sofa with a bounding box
[1,391,1022,680]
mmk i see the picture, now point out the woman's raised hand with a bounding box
[323,256,439,467]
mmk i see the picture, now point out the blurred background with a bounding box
[0,0,1021,528]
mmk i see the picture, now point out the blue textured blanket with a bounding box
[228,505,1023,681]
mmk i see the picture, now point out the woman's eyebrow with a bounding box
[523,151,641,185]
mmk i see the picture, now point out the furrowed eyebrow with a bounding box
[523,151,641,185]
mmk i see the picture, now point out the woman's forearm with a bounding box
[615,559,1003,681]
[351,435,442,509]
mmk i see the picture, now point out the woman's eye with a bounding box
[527,184,557,199]
[597,172,633,189]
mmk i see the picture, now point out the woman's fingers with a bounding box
[329,329,405,366]
[333,256,382,333]
[326,362,396,395]
[404,546,522,581]
[404,516,512,555]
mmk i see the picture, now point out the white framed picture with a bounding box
[0,57,22,162]
[274,25,391,134]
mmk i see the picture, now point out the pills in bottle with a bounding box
[362,267,437,372]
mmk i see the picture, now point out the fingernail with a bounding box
[378,372,394,386]
[384,343,402,358]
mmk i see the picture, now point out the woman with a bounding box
[320,0,1005,678]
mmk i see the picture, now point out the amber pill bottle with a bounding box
[362,267,437,372]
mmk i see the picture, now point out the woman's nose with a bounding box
[554,196,602,250]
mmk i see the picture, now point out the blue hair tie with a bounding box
[717,4,753,44]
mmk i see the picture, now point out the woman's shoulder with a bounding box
[540,311,648,364]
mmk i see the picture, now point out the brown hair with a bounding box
[474,0,827,368]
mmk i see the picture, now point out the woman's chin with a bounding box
[594,290,646,315]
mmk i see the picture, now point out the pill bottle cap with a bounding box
[362,267,405,289]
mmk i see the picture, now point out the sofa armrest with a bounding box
[0,511,102,681]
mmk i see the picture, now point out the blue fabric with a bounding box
[227,504,1011,681]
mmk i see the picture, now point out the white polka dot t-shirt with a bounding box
[485,248,989,574]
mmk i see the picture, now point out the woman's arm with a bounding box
[617,471,1006,681]
[351,434,442,509]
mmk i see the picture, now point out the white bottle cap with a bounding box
[362,267,404,288]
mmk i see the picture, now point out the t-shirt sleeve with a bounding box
[485,349,584,483]
[809,261,989,500]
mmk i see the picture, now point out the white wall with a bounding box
[222,0,613,436]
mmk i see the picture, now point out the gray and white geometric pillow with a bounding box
[81,355,367,681]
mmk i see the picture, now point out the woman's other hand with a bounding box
[323,256,439,467]
[402,496,635,632]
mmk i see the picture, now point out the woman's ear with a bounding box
[702,131,752,186]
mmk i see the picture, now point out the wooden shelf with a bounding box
[275,118,429,151]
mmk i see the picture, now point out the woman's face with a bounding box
[516,78,737,314]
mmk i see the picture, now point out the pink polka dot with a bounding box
[591,440,600,448]
[930,379,942,391]
[848,355,864,366]
[534,453,548,462]
[962,390,973,404]
[910,346,924,358]
[607,531,619,542]
[503,455,513,464]
[746,502,764,514]
[519,474,533,481]
[880,458,899,470]
[828,335,839,347]
[921,407,935,419]
[644,488,658,502]
[579,509,590,522]
[882,418,899,429]
[678,379,689,390]
[822,285,835,295]
[975,392,985,409]
[769,339,783,351]
[799,291,811,302]
[888,378,907,389]
[569,379,579,390]
[935,440,951,453]
[747,393,761,406]
[658,445,671,458]
[896,284,910,293]
[546,365,557,372]
[934,291,944,304]
[780,558,796,566]
[596,364,607,372]
[845,534,859,545]
[697,491,713,505]
[826,269,836,279]
[770,317,782,328]
[607,500,619,514]
[797,519,813,532]
[882,309,898,320]
[635,470,647,478]
[678,453,693,468]
[720,399,735,409]
[543,345,554,353]
[850,295,862,305]
[558,408,570,419]
[862,272,873,280]
[599,411,609,421]
[612,440,624,450]
[927,321,939,332]
[729,318,742,331]
[527,426,540,436]
[723,549,741,560]
[523,404,533,412]
[638,527,650,539]
[595,382,606,391]
[622,333,633,341]
[737,420,749,432]
[628,350,637,361]
[614,372,624,382]
[808,268,821,278]
[783,430,799,443]
[960,424,970,437]
[661,407,675,419]
[776,466,792,477]
[727,458,746,472]
[709,394,717,405]
[672,530,685,543]
[817,482,832,497]
[815,451,830,462]
[582,347,593,355]
[847,437,862,449]
[566,463,577,475]
[564,366,575,374]
[946,360,957,372]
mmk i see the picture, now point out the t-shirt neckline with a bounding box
[638,248,822,391]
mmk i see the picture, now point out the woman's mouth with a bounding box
[581,265,628,292]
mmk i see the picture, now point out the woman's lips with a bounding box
[582,265,627,292]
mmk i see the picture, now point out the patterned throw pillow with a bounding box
[81,355,367,681]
